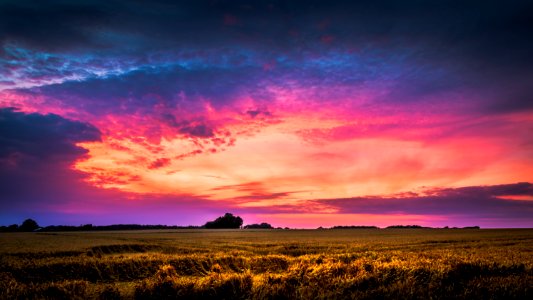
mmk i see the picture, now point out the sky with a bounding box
[1,0,532,228]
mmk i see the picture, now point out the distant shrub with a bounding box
[463,226,480,229]
[331,226,379,229]
[0,224,18,232]
[386,225,426,229]
[244,223,273,229]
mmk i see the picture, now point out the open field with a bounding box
[1,229,532,299]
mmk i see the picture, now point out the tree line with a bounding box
[0,214,274,232]
[0,214,479,232]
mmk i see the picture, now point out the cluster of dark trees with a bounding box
[203,213,243,229]
[201,214,278,229]
[0,219,40,232]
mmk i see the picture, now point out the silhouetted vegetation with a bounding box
[386,224,427,229]
[244,223,273,229]
[4,224,18,231]
[19,219,39,232]
[203,213,243,229]
[0,219,40,232]
[0,218,485,233]
[0,221,201,232]
[41,224,201,232]
[330,225,379,229]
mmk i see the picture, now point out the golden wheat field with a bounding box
[1,228,532,299]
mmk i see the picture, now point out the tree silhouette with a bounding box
[20,219,39,232]
[244,222,273,229]
[204,213,243,229]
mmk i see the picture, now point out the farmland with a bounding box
[1,229,532,299]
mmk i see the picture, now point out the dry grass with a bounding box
[1,229,532,299]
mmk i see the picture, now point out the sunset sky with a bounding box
[1,0,532,228]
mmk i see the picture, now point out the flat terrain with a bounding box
[1,229,532,299]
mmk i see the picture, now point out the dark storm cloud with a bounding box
[3,0,533,113]
[312,182,533,219]
[0,108,100,209]
[0,107,100,158]
[0,0,113,53]
[2,0,532,61]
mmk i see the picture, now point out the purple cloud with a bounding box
[0,108,101,210]
[310,183,533,220]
